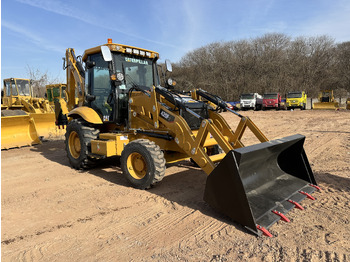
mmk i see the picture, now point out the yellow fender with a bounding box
[68,106,103,124]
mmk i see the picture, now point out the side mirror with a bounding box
[101,46,112,62]
[165,59,172,73]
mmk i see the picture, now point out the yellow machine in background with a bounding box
[1,78,63,149]
[53,39,319,237]
[346,98,350,110]
[313,90,339,110]
[45,83,67,107]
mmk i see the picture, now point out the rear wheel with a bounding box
[65,119,99,169]
[121,139,166,189]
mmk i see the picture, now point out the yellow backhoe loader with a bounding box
[1,78,62,149]
[54,39,319,237]
[313,90,339,110]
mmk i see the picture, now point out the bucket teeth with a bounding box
[272,210,290,222]
[256,224,273,237]
[309,184,321,191]
[299,191,316,200]
[288,199,304,210]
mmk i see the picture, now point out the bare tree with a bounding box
[26,65,61,97]
[173,33,346,101]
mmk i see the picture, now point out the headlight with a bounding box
[117,72,124,81]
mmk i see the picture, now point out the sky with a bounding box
[1,0,350,84]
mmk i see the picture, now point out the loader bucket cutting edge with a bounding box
[203,134,318,236]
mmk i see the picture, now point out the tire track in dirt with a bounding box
[1,205,132,246]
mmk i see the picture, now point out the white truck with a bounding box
[240,93,263,110]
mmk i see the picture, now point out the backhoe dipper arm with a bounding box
[65,48,85,111]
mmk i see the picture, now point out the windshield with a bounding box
[16,79,31,96]
[241,94,254,100]
[287,92,302,98]
[113,53,159,89]
[264,94,277,99]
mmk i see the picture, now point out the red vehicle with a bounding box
[262,93,281,110]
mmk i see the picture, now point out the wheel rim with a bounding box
[127,152,147,179]
[68,131,81,159]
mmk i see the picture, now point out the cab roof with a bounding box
[82,40,159,61]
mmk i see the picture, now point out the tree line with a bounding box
[171,33,350,101]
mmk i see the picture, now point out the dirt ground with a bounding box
[2,110,350,261]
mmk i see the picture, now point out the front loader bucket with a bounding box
[204,134,318,236]
[1,115,41,149]
[313,102,339,110]
[30,113,65,138]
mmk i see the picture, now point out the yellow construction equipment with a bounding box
[45,83,67,107]
[313,90,339,110]
[346,98,350,110]
[55,39,319,237]
[1,78,62,149]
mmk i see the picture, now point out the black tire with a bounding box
[121,139,166,189]
[65,119,99,169]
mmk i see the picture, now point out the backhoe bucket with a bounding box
[1,115,41,149]
[30,113,65,138]
[313,102,339,110]
[204,134,317,236]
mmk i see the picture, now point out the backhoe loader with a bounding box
[55,39,319,237]
[313,90,339,110]
[1,78,62,149]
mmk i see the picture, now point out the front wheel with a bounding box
[121,139,166,189]
[65,119,99,169]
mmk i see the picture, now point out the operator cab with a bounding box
[3,78,31,97]
[83,42,160,125]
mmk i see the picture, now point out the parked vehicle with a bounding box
[239,93,263,110]
[313,90,339,110]
[286,91,307,110]
[262,93,281,110]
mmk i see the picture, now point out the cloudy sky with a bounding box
[2,0,350,83]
